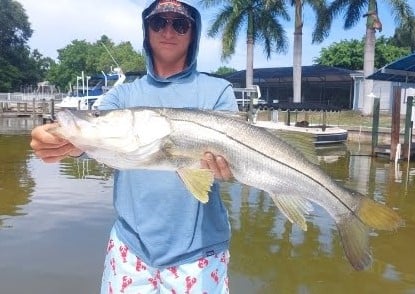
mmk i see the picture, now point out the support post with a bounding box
[403,96,413,158]
[371,97,380,156]
[286,110,291,126]
[390,87,401,161]
[51,99,55,119]
[32,98,36,117]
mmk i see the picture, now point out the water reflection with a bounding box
[60,157,113,180]
[0,134,34,225]
[221,143,415,294]
[0,133,414,294]
[0,117,41,134]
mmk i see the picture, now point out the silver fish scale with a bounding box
[158,108,359,220]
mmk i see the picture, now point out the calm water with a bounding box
[0,118,414,294]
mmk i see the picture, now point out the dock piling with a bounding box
[371,97,380,156]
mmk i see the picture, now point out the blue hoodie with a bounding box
[99,0,238,267]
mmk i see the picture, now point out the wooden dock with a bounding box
[374,143,415,160]
[0,98,55,122]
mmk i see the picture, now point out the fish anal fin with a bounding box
[177,168,214,204]
[358,197,404,230]
[337,215,372,271]
[269,193,313,231]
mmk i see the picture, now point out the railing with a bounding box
[0,93,59,119]
[0,92,65,102]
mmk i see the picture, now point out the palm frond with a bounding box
[307,0,331,43]
[343,0,368,29]
[387,0,415,25]
[206,6,234,37]
[198,0,231,8]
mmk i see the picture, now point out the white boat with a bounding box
[91,71,145,110]
[56,68,126,110]
[254,120,348,145]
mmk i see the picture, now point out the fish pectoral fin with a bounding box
[336,214,372,271]
[269,193,313,231]
[177,168,214,204]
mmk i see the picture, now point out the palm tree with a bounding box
[291,0,330,103]
[327,0,414,115]
[392,17,415,52]
[199,0,290,89]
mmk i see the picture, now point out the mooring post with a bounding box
[403,96,413,158]
[371,97,380,156]
[32,98,36,118]
[322,110,327,131]
[42,99,47,113]
[51,99,55,119]
[390,87,401,161]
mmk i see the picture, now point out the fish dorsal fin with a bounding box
[269,193,314,231]
[177,168,215,203]
[273,130,319,165]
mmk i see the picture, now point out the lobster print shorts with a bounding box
[101,228,230,294]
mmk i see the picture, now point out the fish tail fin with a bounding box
[337,196,403,270]
[357,197,403,231]
[336,215,372,270]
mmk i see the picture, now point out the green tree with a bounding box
[46,39,91,91]
[47,36,146,91]
[19,49,55,90]
[314,37,410,69]
[199,0,290,89]
[0,0,31,91]
[0,0,53,91]
[391,18,415,52]
[213,66,237,76]
[375,36,411,66]
[327,0,414,114]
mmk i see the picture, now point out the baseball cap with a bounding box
[146,0,194,21]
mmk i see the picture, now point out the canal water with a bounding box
[0,117,414,294]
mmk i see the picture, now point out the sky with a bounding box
[18,0,414,73]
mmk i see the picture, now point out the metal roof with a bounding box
[225,65,359,83]
[366,53,415,84]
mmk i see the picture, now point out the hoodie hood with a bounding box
[142,0,201,83]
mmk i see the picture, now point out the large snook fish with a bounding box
[51,107,403,270]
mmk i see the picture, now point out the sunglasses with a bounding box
[148,15,192,35]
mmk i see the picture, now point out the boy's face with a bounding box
[148,12,193,68]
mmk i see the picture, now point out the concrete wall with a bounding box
[353,78,415,115]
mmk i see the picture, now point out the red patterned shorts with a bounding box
[101,227,230,294]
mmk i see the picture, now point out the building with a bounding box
[224,64,415,114]
[224,65,360,109]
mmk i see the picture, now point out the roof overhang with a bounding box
[367,53,415,84]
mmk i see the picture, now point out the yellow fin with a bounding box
[177,168,214,203]
[269,194,314,231]
[357,198,404,231]
[337,214,372,270]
